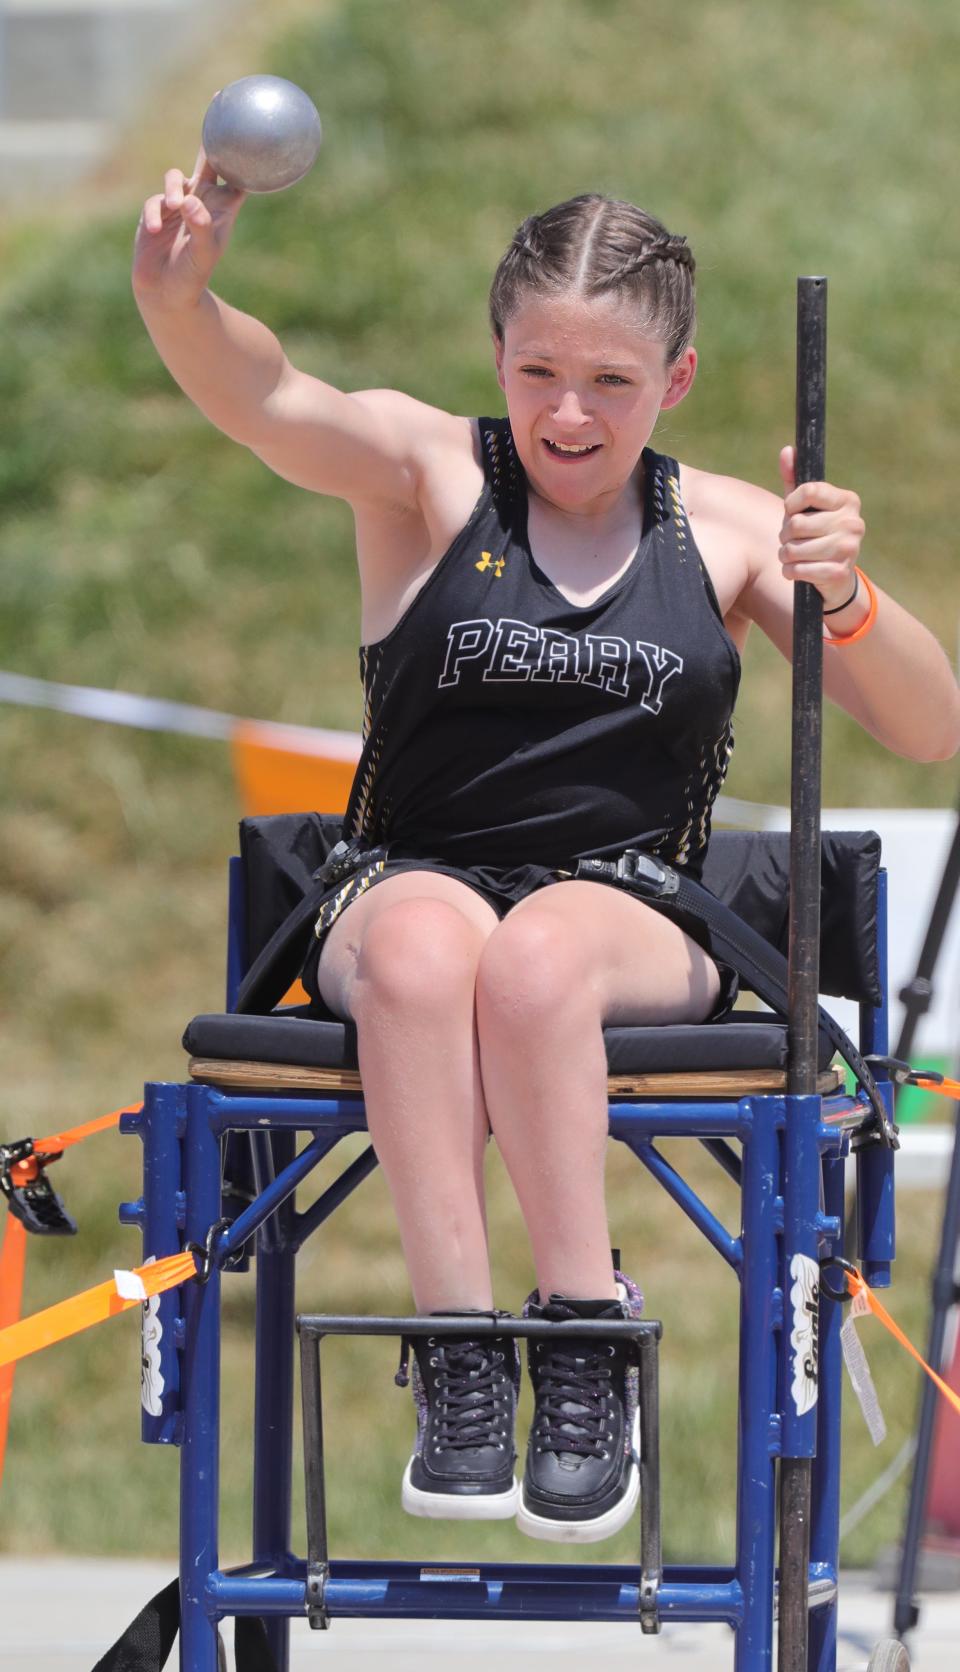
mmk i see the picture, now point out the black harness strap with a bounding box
[90,1579,180,1672]
[232,835,894,1147]
[235,840,386,1015]
[91,1580,278,1672]
[574,850,897,1148]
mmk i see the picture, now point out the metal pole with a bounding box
[891,785,960,1638]
[893,1101,960,1639]
[779,275,827,1672]
[788,275,827,1096]
[894,791,960,1065]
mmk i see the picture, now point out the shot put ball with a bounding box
[201,75,322,194]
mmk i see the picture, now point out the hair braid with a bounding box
[599,235,696,289]
[489,195,697,363]
[509,214,548,262]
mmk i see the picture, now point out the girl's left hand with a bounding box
[778,445,865,610]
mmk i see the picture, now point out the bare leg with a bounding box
[475,881,721,1301]
[316,871,499,1312]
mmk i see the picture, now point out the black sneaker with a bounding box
[517,1274,644,1543]
[397,1314,521,1519]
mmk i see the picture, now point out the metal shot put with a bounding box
[201,75,322,194]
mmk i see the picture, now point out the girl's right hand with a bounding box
[132,146,246,310]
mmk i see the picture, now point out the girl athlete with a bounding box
[134,168,960,1543]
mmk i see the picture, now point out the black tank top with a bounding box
[343,417,740,879]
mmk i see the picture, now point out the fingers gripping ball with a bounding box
[201,75,322,194]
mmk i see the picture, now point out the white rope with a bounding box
[0,670,360,758]
[0,669,236,738]
[839,1436,917,1541]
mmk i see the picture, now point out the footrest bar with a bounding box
[205,1564,744,1624]
[298,1313,662,1341]
[298,1312,663,1628]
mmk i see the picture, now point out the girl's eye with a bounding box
[599,374,629,386]
[520,365,552,378]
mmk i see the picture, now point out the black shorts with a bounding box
[300,855,738,1020]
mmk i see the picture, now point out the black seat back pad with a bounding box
[575,853,895,1147]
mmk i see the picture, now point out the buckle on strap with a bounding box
[0,1137,78,1236]
[576,850,680,900]
[312,839,389,888]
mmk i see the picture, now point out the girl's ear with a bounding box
[659,347,697,411]
[492,331,506,391]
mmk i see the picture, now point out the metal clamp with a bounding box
[639,1571,661,1634]
[819,1253,859,1303]
[865,1053,941,1090]
[305,1561,330,1631]
[0,1136,35,1199]
[0,1136,77,1235]
[185,1217,232,1284]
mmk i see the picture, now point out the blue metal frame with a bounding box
[118,863,898,1672]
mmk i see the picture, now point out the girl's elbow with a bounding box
[921,732,960,764]
[907,710,960,763]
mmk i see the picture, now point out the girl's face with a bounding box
[494,288,696,515]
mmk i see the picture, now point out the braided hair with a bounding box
[489,195,696,364]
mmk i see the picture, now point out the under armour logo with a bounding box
[475,551,506,578]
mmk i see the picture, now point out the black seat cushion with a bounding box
[183,1005,836,1076]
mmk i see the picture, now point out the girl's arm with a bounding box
[133,154,454,510]
[703,451,960,762]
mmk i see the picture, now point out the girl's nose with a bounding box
[551,387,591,427]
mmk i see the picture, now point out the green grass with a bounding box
[2,0,959,1567]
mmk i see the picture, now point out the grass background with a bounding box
[1,0,959,1570]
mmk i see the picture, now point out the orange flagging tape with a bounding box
[911,1074,960,1100]
[0,1099,146,1491]
[33,1102,142,1158]
[846,1269,960,1419]
[0,1216,28,1485]
[0,1249,198,1371]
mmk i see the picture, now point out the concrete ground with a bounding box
[1,1558,957,1670]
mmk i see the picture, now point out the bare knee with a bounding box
[475,911,595,1036]
[351,898,487,1020]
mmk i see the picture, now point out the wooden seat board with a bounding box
[188,1057,845,1098]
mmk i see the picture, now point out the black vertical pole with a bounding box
[892,791,960,1639]
[779,276,827,1672]
[789,276,827,1092]
[893,1102,960,1639]
[894,792,960,1066]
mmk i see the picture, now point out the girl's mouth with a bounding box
[542,439,601,461]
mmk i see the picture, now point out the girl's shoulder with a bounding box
[349,388,476,460]
[677,459,781,533]
[676,460,785,625]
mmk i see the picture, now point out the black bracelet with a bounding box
[822,576,860,615]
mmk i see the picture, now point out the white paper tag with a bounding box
[849,1285,871,1320]
[114,1268,148,1302]
[840,1315,887,1444]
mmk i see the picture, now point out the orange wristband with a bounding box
[823,567,877,647]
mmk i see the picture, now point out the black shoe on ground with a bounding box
[517,1274,644,1543]
[398,1314,520,1519]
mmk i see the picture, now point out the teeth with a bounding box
[548,441,595,454]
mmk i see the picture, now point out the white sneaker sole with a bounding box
[516,1407,641,1544]
[401,1459,521,1520]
